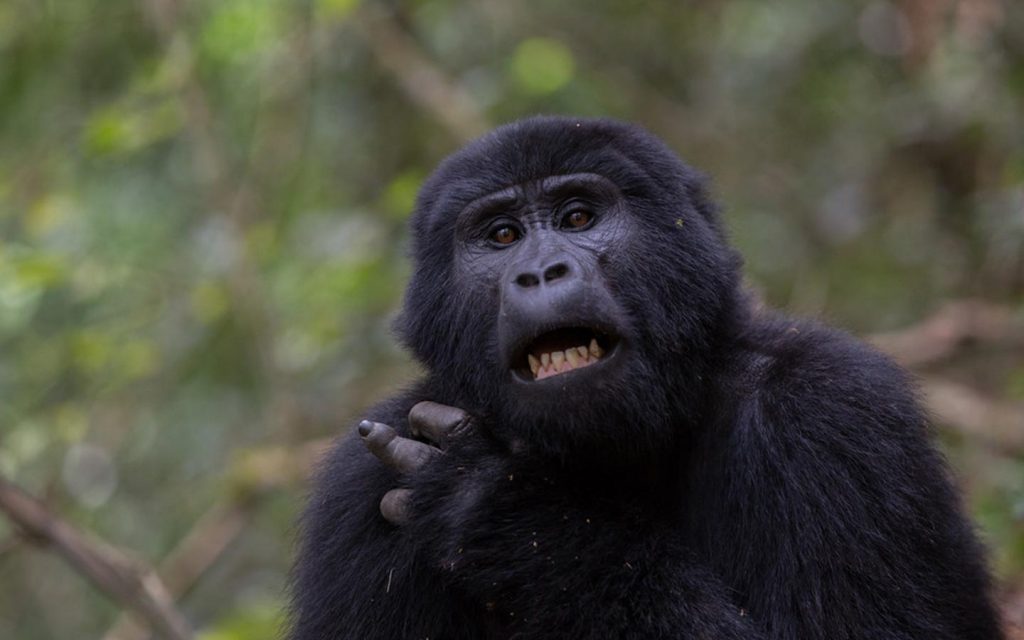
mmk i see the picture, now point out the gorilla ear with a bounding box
[391,308,412,348]
[679,169,727,241]
[390,286,434,365]
[391,300,418,352]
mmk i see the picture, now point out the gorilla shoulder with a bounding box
[734,313,927,444]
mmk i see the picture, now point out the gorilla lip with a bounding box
[514,327,618,382]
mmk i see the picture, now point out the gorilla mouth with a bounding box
[514,327,619,382]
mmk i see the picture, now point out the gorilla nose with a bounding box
[514,262,573,289]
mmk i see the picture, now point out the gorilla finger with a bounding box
[379,488,413,525]
[408,401,474,447]
[358,420,439,473]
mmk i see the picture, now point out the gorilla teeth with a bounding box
[531,343,602,380]
[565,349,581,368]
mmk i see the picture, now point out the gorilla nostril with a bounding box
[543,263,570,282]
[515,272,541,288]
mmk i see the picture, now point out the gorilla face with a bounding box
[456,172,632,393]
[398,117,743,461]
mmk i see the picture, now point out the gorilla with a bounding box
[289,116,1002,639]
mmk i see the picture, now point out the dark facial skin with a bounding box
[456,173,632,397]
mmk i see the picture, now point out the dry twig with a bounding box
[102,503,249,640]
[869,299,1023,368]
[102,438,329,640]
[356,5,490,143]
[921,377,1024,456]
[0,474,193,640]
[866,299,1024,455]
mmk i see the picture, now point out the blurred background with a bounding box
[0,0,1022,638]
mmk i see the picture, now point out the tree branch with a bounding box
[102,503,248,640]
[102,438,329,640]
[920,377,1024,456]
[356,5,490,143]
[869,299,1023,368]
[0,474,193,640]
[864,299,1024,456]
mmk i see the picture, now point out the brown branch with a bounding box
[863,299,1024,455]
[103,503,249,640]
[869,299,1023,368]
[102,438,330,640]
[158,504,250,596]
[1004,584,1024,640]
[0,474,193,640]
[920,377,1024,456]
[356,5,490,143]
[0,534,21,558]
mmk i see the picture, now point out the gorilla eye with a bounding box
[563,209,593,229]
[490,225,520,245]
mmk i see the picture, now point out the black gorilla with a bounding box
[289,117,1002,639]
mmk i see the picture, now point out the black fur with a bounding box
[289,116,1002,639]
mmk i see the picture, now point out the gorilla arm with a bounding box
[691,332,1002,640]
[364,402,764,640]
[288,398,489,640]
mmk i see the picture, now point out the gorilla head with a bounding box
[398,116,743,464]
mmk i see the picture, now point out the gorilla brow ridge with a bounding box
[452,172,623,233]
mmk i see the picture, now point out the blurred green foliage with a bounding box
[0,0,1022,637]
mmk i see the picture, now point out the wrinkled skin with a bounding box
[289,117,1002,640]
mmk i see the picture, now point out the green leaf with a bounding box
[511,38,575,95]
[198,602,284,640]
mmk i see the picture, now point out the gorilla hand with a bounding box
[358,401,480,526]
[357,401,756,637]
